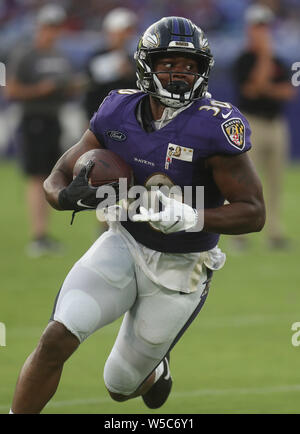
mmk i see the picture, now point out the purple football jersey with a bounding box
[90,90,252,253]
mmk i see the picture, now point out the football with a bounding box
[73,149,133,187]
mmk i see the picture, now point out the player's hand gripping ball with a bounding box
[73,149,133,188]
[59,149,132,212]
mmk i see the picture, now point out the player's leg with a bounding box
[11,321,79,414]
[11,230,137,413]
[104,267,211,407]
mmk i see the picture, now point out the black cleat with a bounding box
[142,353,172,409]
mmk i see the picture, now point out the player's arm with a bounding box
[132,152,265,235]
[43,129,103,210]
[203,152,265,234]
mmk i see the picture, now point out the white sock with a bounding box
[154,361,164,383]
[9,409,14,414]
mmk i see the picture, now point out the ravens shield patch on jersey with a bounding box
[221,118,245,151]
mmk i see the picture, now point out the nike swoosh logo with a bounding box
[77,199,94,209]
[164,357,171,380]
[222,110,233,119]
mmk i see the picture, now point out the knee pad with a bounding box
[103,350,141,396]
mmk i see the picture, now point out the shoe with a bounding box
[142,353,172,409]
[26,236,63,258]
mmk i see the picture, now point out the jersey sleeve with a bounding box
[211,107,252,155]
[89,90,117,145]
[89,89,142,145]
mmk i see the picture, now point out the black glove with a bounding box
[58,160,119,212]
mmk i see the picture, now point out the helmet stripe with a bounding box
[172,17,194,43]
[171,17,180,40]
[182,18,193,42]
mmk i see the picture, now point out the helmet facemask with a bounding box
[135,51,213,108]
[151,63,206,108]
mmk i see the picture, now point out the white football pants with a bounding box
[51,229,211,395]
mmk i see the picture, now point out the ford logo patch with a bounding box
[106,130,127,141]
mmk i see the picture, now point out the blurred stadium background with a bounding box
[0,0,300,414]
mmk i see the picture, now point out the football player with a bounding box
[10,17,265,414]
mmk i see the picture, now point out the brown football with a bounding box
[73,149,133,187]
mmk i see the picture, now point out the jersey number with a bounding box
[117,89,140,95]
[199,99,232,116]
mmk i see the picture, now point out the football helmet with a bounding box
[134,16,214,108]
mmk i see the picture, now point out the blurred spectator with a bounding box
[83,7,138,120]
[5,4,75,257]
[232,4,296,250]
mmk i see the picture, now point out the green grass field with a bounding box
[1,160,300,414]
